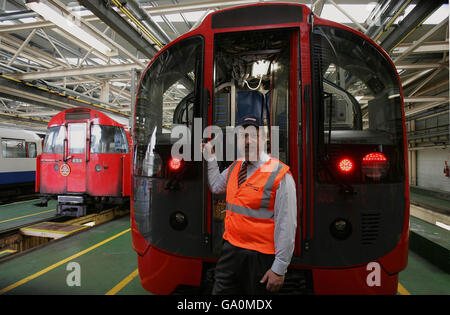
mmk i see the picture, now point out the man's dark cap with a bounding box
[236,115,263,128]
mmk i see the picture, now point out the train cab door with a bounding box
[65,123,87,192]
[40,125,66,194]
[210,27,302,256]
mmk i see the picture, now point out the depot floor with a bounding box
[0,213,448,295]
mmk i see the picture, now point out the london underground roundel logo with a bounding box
[60,164,71,176]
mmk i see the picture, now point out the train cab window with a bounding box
[68,123,86,154]
[311,26,404,182]
[90,125,129,153]
[134,36,203,177]
[1,138,26,158]
[43,126,65,154]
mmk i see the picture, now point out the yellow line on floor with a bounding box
[0,228,131,295]
[397,283,411,295]
[105,269,139,295]
[0,249,17,255]
[0,209,55,224]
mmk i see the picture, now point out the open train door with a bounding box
[208,22,303,260]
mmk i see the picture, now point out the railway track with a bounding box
[0,192,39,206]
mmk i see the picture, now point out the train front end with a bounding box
[38,108,131,217]
[132,3,409,295]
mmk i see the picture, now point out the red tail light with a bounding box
[338,158,353,173]
[362,152,387,162]
[362,152,389,180]
[169,157,182,171]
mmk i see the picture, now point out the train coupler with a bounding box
[57,203,87,217]
[57,196,87,217]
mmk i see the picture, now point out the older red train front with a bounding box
[36,107,131,217]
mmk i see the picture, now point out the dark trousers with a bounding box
[212,240,275,295]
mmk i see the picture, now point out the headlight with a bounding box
[330,218,352,240]
[169,211,187,231]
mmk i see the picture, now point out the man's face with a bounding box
[237,125,260,161]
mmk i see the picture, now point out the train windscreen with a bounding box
[43,126,65,154]
[311,25,405,183]
[90,125,129,153]
[134,36,203,177]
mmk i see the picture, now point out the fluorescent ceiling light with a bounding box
[252,60,270,78]
[26,0,115,56]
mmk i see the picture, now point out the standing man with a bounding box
[202,114,297,295]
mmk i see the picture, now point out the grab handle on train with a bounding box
[201,87,211,247]
[63,138,68,162]
[86,138,90,162]
[86,121,92,162]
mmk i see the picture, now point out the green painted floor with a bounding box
[0,215,149,295]
[0,199,58,231]
[399,251,450,295]
[0,213,448,295]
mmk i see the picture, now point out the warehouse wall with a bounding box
[416,148,450,192]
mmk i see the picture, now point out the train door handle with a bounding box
[63,139,68,161]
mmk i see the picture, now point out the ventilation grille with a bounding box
[361,213,381,245]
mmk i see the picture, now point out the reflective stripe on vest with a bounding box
[226,202,274,219]
[259,162,283,209]
[225,160,239,186]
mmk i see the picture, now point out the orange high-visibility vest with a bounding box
[223,157,290,254]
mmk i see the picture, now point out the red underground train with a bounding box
[36,107,131,217]
[131,3,409,294]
